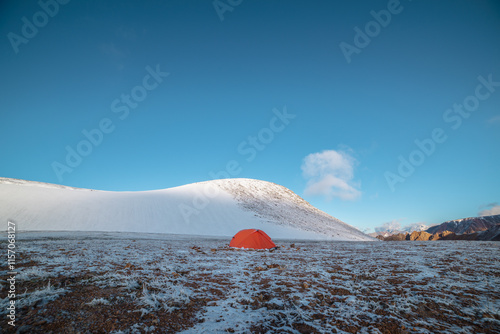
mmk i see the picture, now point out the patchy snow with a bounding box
[0,232,498,333]
[0,177,374,241]
[86,297,111,306]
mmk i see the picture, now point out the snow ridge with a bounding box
[0,177,85,191]
[213,179,371,241]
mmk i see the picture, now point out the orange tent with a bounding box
[229,229,276,249]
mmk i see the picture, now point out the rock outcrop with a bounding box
[381,233,407,241]
[407,231,433,241]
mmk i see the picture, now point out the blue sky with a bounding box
[1,0,499,232]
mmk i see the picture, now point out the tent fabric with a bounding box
[229,229,276,249]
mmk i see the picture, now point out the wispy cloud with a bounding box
[115,26,138,41]
[487,115,500,124]
[100,41,128,71]
[301,149,361,200]
[402,222,429,232]
[100,27,140,71]
[478,202,500,216]
[101,42,126,59]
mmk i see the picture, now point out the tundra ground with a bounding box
[1,232,499,333]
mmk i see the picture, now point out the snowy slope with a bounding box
[0,177,374,241]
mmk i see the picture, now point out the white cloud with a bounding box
[373,220,430,234]
[479,203,500,216]
[401,222,429,232]
[374,220,402,233]
[301,149,361,200]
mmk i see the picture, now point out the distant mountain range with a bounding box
[368,223,430,238]
[0,177,374,241]
[426,215,500,234]
[377,215,500,241]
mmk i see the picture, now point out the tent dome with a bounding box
[229,229,276,249]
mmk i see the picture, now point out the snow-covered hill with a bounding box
[0,178,374,241]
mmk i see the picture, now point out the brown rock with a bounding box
[432,230,456,240]
[407,231,432,241]
[383,233,408,241]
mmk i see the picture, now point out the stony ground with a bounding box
[1,232,499,333]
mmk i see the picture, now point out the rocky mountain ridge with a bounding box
[426,214,500,234]
[378,215,500,241]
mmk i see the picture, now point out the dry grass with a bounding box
[1,232,499,333]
